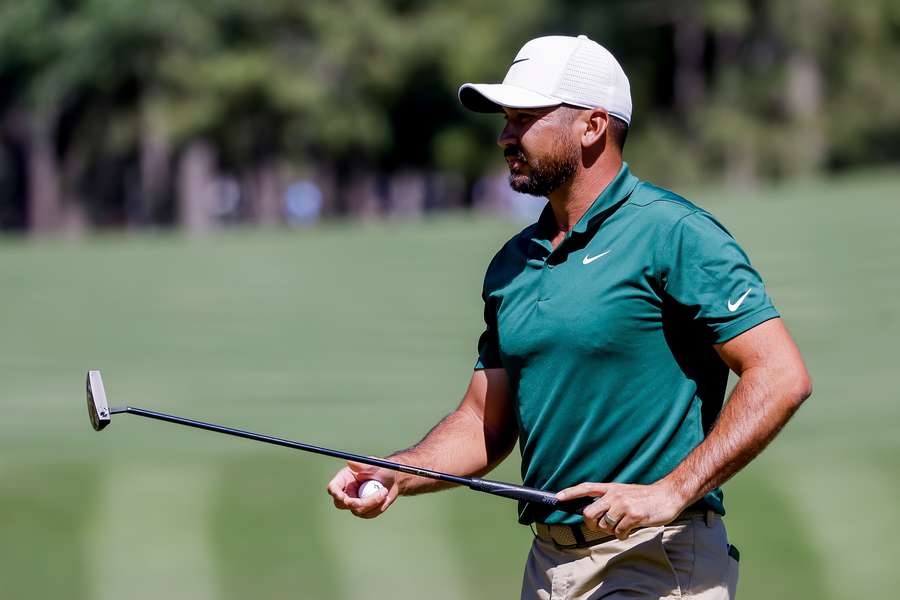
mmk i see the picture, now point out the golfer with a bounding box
[328,35,811,600]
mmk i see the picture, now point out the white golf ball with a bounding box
[358,479,386,499]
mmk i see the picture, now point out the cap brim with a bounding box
[458,83,563,113]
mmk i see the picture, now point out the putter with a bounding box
[86,370,592,515]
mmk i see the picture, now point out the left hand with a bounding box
[326,460,400,519]
[556,480,688,540]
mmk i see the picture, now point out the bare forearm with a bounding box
[661,365,811,505]
[387,405,516,496]
[326,369,514,518]
[556,320,812,540]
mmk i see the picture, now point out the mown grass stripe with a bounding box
[319,487,470,600]
[0,461,101,600]
[87,463,219,600]
[1,175,899,599]
[209,455,344,600]
[779,457,900,600]
[724,467,829,600]
[440,482,534,598]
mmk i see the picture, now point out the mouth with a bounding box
[505,150,528,172]
[506,157,526,171]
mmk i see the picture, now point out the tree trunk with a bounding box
[312,162,338,218]
[343,171,382,219]
[672,5,706,118]
[386,170,426,218]
[176,140,217,235]
[785,52,825,173]
[137,115,172,227]
[59,139,87,235]
[244,160,283,226]
[23,110,63,234]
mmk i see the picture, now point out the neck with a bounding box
[547,154,623,232]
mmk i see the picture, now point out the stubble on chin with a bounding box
[506,137,580,197]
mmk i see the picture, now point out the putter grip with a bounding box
[467,478,594,514]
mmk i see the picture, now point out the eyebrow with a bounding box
[510,108,547,117]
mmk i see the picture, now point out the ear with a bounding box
[581,108,610,149]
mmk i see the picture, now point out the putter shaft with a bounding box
[113,406,591,515]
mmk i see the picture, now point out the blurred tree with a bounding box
[0,0,68,232]
[821,0,900,168]
[0,0,212,230]
[544,0,900,184]
[388,0,551,204]
[1,0,899,232]
[156,0,427,221]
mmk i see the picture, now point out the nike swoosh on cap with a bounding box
[510,58,530,66]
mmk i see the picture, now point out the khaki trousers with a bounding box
[521,513,739,600]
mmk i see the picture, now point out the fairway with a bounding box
[1,170,898,599]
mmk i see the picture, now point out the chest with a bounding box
[491,233,663,364]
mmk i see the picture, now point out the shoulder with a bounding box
[482,222,538,293]
[627,181,700,223]
[626,180,732,238]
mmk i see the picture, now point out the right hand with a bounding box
[326,460,400,519]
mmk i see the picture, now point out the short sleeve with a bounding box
[474,291,502,369]
[658,211,779,343]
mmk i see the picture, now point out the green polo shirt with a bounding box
[476,163,779,525]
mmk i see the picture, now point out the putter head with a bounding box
[86,370,111,431]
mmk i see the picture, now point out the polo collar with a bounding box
[534,163,640,241]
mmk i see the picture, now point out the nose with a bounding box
[497,121,518,149]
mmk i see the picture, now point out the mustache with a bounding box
[504,146,527,162]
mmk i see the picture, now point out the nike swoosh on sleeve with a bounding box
[727,288,752,312]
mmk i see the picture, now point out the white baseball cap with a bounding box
[458,35,632,124]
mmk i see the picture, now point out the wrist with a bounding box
[394,472,413,495]
[656,476,694,513]
[384,453,415,495]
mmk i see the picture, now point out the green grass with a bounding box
[1,169,898,599]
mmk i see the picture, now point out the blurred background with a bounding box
[1,0,898,599]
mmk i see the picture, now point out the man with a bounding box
[327,35,811,599]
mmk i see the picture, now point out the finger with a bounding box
[584,517,603,532]
[352,500,385,518]
[327,480,347,503]
[351,504,380,518]
[327,471,357,508]
[602,511,624,535]
[351,506,381,518]
[592,516,619,534]
[556,482,608,501]
[356,487,394,519]
[346,458,383,478]
[379,484,400,512]
[582,498,610,522]
[614,514,639,540]
[357,491,385,509]
[351,487,389,515]
[337,496,366,511]
[583,504,611,532]
[326,467,353,491]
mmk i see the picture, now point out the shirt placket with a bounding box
[530,238,555,303]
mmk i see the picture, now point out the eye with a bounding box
[514,112,538,126]
[503,111,538,125]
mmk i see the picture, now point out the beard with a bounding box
[505,136,579,197]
